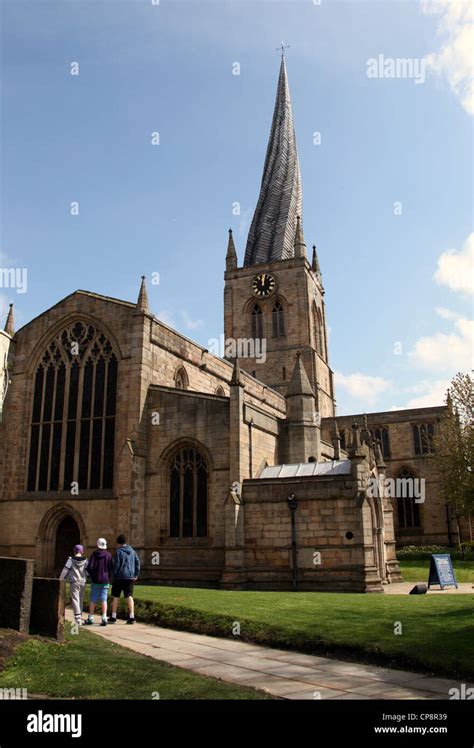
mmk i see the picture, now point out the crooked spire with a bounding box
[244,56,303,266]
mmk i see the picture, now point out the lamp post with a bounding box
[288,494,298,591]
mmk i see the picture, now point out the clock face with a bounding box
[252,273,276,297]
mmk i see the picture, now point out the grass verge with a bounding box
[0,628,271,700]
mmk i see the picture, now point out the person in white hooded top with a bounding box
[60,544,89,626]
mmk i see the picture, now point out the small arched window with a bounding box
[169,446,208,538]
[251,303,263,339]
[396,468,421,529]
[272,301,285,338]
[215,386,225,396]
[174,367,188,390]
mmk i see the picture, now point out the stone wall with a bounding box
[242,473,391,592]
[0,556,34,633]
[30,578,65,641]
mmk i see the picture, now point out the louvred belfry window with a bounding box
[170,447,208,538]
[27,322,118,492]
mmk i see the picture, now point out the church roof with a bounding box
[244,56,303,266]
[259,460,351,479]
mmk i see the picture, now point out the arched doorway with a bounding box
[53,516,80,576]
[36,504,87,577]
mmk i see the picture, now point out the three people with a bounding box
[60,535,140,626]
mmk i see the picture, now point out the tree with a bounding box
[434,372,474,543]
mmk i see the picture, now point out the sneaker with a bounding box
[108,617,117,624]
[84,619,94,625]
[101,620,108,627]
[126,618,135,624]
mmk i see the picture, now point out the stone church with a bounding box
[0,58,454,592]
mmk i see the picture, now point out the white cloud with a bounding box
[408,316,473,371]
[335,371,391,407]
[434,232,474,294]
[238,207,252,238]
[156,310,176,328]
[391,377,450,409]
[422,0,474,115]
[435,306,461,320]
[181,309,203,331]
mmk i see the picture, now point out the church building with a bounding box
[0,57,454,592]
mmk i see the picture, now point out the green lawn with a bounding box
[0,628,270,700]
[126,584,474,680]
[400,559,474,583]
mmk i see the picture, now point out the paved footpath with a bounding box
[65,610,470,700]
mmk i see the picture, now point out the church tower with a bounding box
[224,55,336,419]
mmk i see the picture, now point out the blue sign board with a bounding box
[428,554,458,590]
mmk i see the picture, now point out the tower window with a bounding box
[282,366,286,381]
[272,301,285,338]
[170,446,208,538]
[396,469,421,528]
[313,305,325,360]
[251,303,263,339]
[412,423,435,455]
[27,322,117,492]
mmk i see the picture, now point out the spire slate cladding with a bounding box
[244,56,303,267]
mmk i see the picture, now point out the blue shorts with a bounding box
[90,583,109,603]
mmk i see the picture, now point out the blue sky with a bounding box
[1,0,472,414]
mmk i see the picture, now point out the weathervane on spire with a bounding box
[276,41,290,57]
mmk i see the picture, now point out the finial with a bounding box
[136,275,150,315]
[231,357,242,387]
[294,215,307,258]
[4,303,14,336]
[226,228,238,271]
[276,41,290,58]
[312,244,321,275]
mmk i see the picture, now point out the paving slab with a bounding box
[66,610,464,701]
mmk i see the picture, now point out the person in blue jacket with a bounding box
[109,534,141,624]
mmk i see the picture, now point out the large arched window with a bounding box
[169,446,208,538]
[272,301,285,338]
[396,469,421,529]
[251,303,263,339]
[27,321,117,492]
